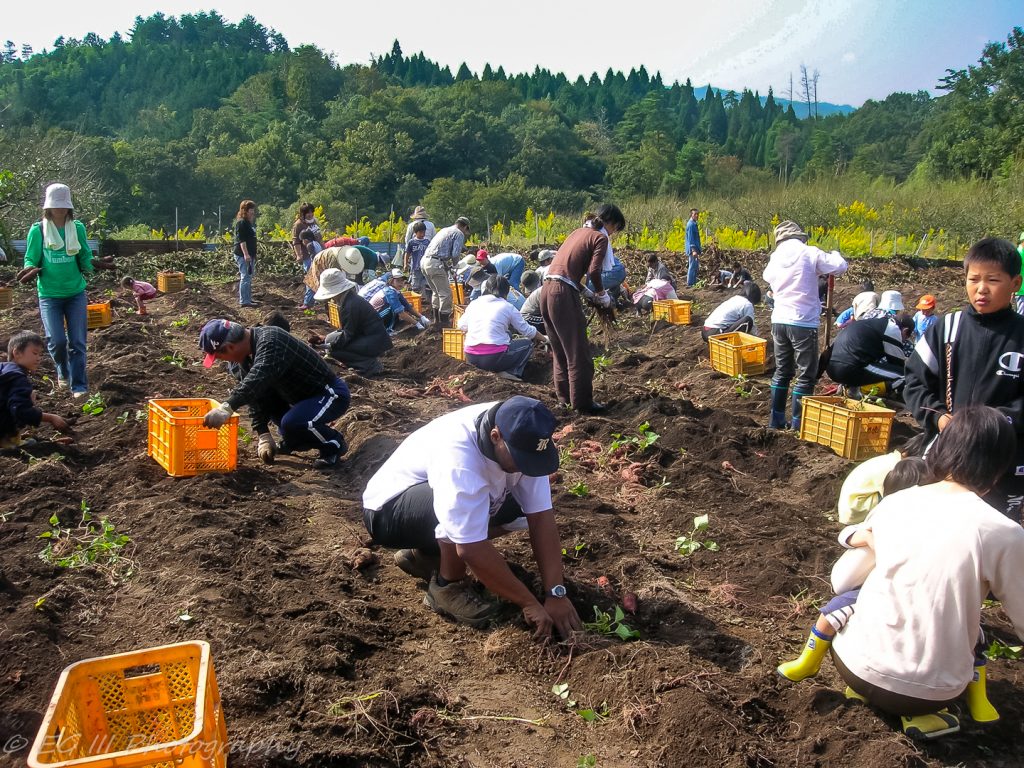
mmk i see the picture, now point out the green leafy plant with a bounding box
[115,408,145,425]
[161,351,186,368]
[561,541,589,560]
[583,605,640,641]
[552,685,610,724]
[674,513,719,557]
[592,354,612,375]
[170,310,200,329]
[577,756,597,768]
[987,639,1023,660]
[81,393,106,416]
[568,482,590,498]
[38,500,134,581]
[610,422,659,453]
[303,308,316,317]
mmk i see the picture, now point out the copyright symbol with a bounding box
[5,734,29,754]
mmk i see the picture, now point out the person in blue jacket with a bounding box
[685,208,702,287]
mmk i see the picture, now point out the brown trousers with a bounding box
[540,280,592,409]
[831,649,960,716]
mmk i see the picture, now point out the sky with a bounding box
[2,0,1020,106]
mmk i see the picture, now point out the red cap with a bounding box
[476,249,489,261]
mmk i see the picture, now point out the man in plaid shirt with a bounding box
[199,319,350,469]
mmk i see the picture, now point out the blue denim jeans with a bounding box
[502,258,526,291]
[301,257,315,307]
[687,254,700,287]
[466,338,533,378]
[235,253,255,305]
[39,291,89,393]
[587,262,627,294]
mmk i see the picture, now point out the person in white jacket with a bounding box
[786,406,1024,740]
[459,275,548,382]
[762,220,848,430]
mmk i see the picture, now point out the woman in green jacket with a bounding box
[19,183,112,396]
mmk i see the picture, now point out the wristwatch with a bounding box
[549,585,567,598]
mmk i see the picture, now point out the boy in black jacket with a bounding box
[1,331,70,448]
[826,314,914,394]
[904,238,1024,521]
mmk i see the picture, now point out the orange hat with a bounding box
[915,295,936,310]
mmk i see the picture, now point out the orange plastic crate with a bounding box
[87,301,112,330]
[450,281,466,305]
[799,396,895,461]
[442,328,466,361]
[451,303,467,328]
[0,286,12,310]
[708,332,768,376]
[401,290,422,315]
[157,271,186,293]
[28,641,227,768]
[652,299,692,325]
[327,298,342,328]
[147,398,238,477]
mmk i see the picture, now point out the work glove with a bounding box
[417,315,432,330]
[203,402,234,428]
[580,286,596,302]
[257,432,276,464]
[594,291,612,309]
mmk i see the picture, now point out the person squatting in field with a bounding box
[362,396,582,638]
[308,269,392,377]
[822,313,914,397]
[903,237,1024,522]
[540,204,625,415]
[359,268,432,334]
[459,275,548,382]
[780,407,1024,740]
[701,280,761,342]
[762,220,848,430]
[199,317,350,469]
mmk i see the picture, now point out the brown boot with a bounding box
[393,549,440,581]
[423,575,498,628]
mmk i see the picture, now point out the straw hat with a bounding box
[43,183,74,210]
[314,269,356,301]
[411,206,428,220]
[335,246,364,277]
[773,220,808,244]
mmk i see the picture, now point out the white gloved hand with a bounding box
[580,286,596,302]
[257,432,276,464]
[417,315,432,330]
[203,402,234,428]
[594,291,612,308]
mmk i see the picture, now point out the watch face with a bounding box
[550,585,567,598]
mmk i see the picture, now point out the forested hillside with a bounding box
[0,13,1021,238]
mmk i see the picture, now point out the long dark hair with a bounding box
[236,200,256,221]
[926,406,1017,494]
[482,275,511,299]
[584,203,626,234]
[295,202,314,221]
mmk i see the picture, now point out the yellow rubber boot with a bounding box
[901,709,959,740]
[844,686,867,703]
[965,664,1000,723]
[777,629,832,682]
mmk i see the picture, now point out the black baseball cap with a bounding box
[494,396,559,476]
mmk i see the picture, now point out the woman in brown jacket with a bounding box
[539,203,626,414]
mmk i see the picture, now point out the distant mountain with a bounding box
[693,85,854,118]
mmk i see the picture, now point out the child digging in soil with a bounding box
[120,275,159,315]
[1,331,72,449]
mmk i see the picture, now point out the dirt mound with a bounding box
[2,264,1021,768]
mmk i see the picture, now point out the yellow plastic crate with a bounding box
[450,281,466,305]
[652,299,692,325]
[28,641,227,768]
[401,290,422,315]
[0,286,12,310]
[327,298,342,328]
[147,398,238,477]
[799,396,895,461]
[87,301,112,330]
[157,271,186,293]
[708,332,768,376]
[443,328,466,361]
[451,303,467,328]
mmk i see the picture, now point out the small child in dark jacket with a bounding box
[1,331,71,448]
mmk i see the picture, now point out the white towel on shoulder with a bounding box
[42,218,81,256]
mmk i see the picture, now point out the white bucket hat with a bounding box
[878,290,904,312]
[537,249,556,263]
[43,183,74,210]
[387,268,406,281]
[314,268,356,301]
[335,246,364,277]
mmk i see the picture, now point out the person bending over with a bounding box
[459,275,548,382]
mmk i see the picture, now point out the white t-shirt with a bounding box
[762,239,848,327]
[459,294,537,347]
[704,295,755,331]
[832,482,1024,701]
[361,402,553,544]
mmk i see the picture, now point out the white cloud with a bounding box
[842,52,857,63]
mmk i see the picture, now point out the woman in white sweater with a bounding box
[829,406,1024,739]
[458,276,548,382]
